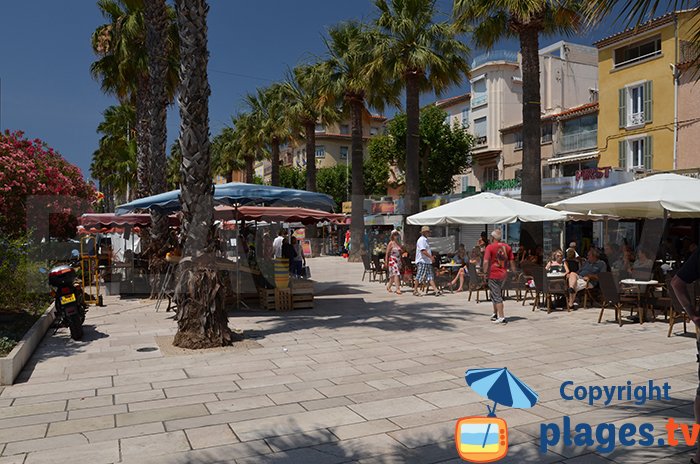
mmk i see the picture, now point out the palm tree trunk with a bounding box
[348,96,365,263]
[270,137,280,186]
[135,79,151,199]
[146,0,171,298]
[404,73,421,252]
[304,121,317,192]
[173,0,236,349]
[245,155,254,183]
[519,26,543,250]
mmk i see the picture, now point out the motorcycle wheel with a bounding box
[68,314,83,340]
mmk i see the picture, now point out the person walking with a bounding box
[671,247,700,464]
[385,230,404,294]
[483,228,515,324]
[413,226,442,297]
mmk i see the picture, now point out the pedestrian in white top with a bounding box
[272,229,286,258]
[413,226,442,297]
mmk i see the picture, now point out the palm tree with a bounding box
[173,0,236,349]
[244,85,290,186]
[232,113,265,184]
[372,0,470,249]
[91,0,179,199]
[323,21,395,262]
[211,126,245,182]
[453,0,582,249]
[282,64,339,192]
[90,104,137,206]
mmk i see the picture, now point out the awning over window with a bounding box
[547,150,599,165]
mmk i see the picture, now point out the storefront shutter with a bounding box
[618,140,627,169]
[643,135,653,170]
[643,81,653,123]
[618,88,626,128]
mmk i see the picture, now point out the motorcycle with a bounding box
[43,251,88,340]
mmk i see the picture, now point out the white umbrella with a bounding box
[406,192,566,225]
[545,173,700,219]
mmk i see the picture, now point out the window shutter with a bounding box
[643,81,653,123]
[618,140,627,169]
[618,88,626,128]
[643,135,653,170]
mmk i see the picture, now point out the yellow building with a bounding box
[595,10,696,172]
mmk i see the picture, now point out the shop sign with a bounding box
[371,201,395,214]
[576,166,611,181]
[342,201,352,214]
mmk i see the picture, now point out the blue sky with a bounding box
[0,1,634,181]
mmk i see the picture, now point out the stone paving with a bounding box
[0,256,699,463]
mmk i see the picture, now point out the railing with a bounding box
[559,129,597,153]
[474,136,487,147]
[614,49,661,68]
[629,112,644,126]
[471,94,487,108]
[471,50,518,69]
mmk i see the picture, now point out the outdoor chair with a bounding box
[400,256,414,287]
[467,262,489,303]
[597,272,641,326]
[372,255,388,283]
[361,254,374,282]
[526,264,569,313]
[667,278,690,337]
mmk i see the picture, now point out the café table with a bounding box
[620,278,658,323]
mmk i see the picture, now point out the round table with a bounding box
[620,278,659,323]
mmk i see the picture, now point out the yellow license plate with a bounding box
[60,294,76,305]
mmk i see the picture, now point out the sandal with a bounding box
[395,290,402,295]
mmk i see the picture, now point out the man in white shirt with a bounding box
[413,226,442,296]
[272,229,286,258]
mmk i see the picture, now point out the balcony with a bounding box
[471,94,487,108]
[471,50,518,69]
[560,129,597,154]
[628,112,644,126]
[474,136,488,147]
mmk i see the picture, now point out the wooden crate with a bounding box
[258,288,275,310]
[274,288,293,311]
[290,281,314,310]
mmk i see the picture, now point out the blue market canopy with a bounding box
[115,182,337,214]
[465,368,538,410]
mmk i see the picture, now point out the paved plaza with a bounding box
[0,257,699,463]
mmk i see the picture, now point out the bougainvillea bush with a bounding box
[0,131,95,239]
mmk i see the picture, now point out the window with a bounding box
[618,135,652,171]
[339,146,348,160]
[315,145,325,158]
[461,108,470,128]
[561,115,597,152]
[369,126,378,136]
[541,123,553,143]
[460,175,469,193]
[514,132,523,150]
[474,117,487,146]
[483,166,498,183]
[614,35,661,68]
[315,123,325,133]
[619,81,652,128]
[340,124,350,135]
[471,79,487,108]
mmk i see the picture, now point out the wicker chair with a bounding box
[467,262,489,303]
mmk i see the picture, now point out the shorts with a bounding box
[416,262,434,283]
[575,278,591,292]
[489,279,505,304]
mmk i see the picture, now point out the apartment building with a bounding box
[595,10,698,173]
[457,41,598,192]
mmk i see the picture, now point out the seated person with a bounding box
[565,248,580,273]
[545,249,570,274]
[449,244,468,292]
[611,248,633,280]
[566,248,606,308]
[631,248,654,280]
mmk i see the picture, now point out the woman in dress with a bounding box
[385,230,404,294]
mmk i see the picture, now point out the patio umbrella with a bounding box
[465,367,539,415]
[406,192,566,225]
[115,182,337,214]
[545,173,700,219]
